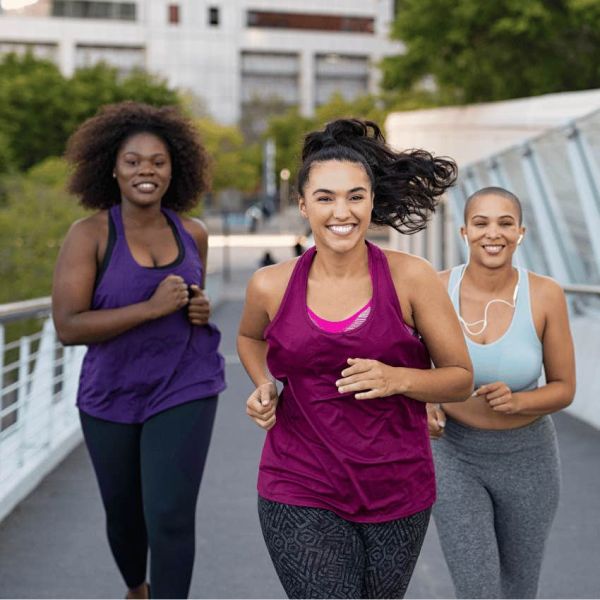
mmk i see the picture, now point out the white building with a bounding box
[0,0,402,124]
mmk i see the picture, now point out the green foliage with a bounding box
[264,92,420,186]
[0,158,85,303]
[195,118,261,193]
[0,54,181,170]
[382,0,600,104]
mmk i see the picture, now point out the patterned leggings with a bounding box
[258,497,431,599]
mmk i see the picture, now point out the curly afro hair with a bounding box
[66,101,210,212]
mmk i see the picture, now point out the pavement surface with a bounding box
[1,259,599,599]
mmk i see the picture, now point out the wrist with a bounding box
[142,300,161,321]
[392,366,409,396]
[512,392,525,414]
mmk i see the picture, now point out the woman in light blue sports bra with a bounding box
[428,186,576,599]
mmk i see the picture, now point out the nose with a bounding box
[332,198,351,220]
[138,160,155,175]
[485,224,500,238]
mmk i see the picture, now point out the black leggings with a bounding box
[258,497,431,599]
[80,398,218,599]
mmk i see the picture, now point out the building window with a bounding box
[246,11,374,33]
[168,4,179,24]
[75,44,145,74]
[315,54,369,106]
[52,1,136,21]
[208,6,219,26]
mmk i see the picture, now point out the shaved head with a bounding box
[464,186,522,225]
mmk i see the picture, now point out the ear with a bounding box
[298,196,308,219]
[460,225,466,239]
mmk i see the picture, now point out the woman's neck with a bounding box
[463,261,517,295]
[311,241,369,281]
[120,200,164,228]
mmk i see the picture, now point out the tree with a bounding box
[0,54,181,170]
[382,0,600,104]
[0,158,86,303]
[195,118,261,194]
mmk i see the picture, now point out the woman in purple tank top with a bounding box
[238,119,474,599]
[53,102,225,599]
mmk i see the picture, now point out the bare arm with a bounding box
[184,217,211,325]
[479,277,576,415]
[237,268,277,388]
[337,255,473,403]
[52,218,188,345]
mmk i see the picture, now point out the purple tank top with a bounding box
[77,205,226,423]
[259,241,435,522]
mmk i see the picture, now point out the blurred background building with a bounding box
[0,0,401,123]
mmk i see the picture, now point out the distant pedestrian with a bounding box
[292,236,305,257]
[237,118,473,598]
[52,102,225,599]
[260,251,276,267]
[428,187,576,598]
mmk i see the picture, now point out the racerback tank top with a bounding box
[76,204,226,423]
[259,241,435,522]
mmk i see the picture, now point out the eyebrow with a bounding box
[121,151,168,158]
[312,186,368,196]
[471,214,516,220]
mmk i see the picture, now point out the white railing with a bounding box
[0,298,85,523]
[0,273,224,524]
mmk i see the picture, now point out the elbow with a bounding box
[53,319,81,346]
[55,328,77,346]
[450,368,474,403]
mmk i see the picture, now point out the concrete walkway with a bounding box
[1,278,599,598]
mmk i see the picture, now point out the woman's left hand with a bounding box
[475,381,521,414]
[188,285,210,325]
[336,358,397,399]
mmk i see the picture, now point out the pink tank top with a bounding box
[259,241,435,522]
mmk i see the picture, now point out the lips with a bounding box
[482,244,504,255]
[327,224,356,236]
[134,182,158,193]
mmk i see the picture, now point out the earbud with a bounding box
[463,234,469,246]
[517,234,523,245]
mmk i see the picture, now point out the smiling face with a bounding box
[462,193,525,267]
[114,132,172,207]
[298,160,374,254]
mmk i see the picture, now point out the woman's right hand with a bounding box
[147,275,189,319]
[426,403,446,439]
[246,382,278,431]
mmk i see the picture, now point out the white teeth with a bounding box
[137,183,157,192]
[328,225,354,235]
[484,245,503,254]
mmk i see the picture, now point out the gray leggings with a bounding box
[431,415,560,599]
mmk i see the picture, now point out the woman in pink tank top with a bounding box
[237,119,474,599]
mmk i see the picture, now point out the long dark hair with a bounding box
[297,119,457,234]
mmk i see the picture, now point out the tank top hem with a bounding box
[77,382,225,424]
[256,488,436,524]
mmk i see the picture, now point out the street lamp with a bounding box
[279,168,291,213]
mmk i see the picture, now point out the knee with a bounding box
[146,501,195,544]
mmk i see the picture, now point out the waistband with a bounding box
[441,414,556,454]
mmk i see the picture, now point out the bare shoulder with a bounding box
[438,269,451,286]
[528,271,566,305]
[382,248,438,285]
[250,258,298,298]
[64,211,107,246]
[180,216,208,246]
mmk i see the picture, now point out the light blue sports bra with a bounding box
[448,265,543,391]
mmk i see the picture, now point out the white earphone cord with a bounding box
[451,264,519,336]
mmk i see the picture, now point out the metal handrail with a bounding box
[0,297,51,324]
[1,283,600,323]
[563,284,600,295]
